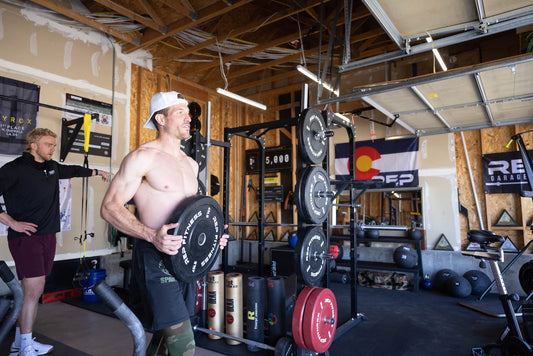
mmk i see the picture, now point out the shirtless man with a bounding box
[101,91,228,355]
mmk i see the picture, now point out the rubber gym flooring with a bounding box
[0,280,513,355]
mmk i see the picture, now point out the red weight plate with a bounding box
[302,287,337,353]
[329,244,339,259]
[291,286,316,350]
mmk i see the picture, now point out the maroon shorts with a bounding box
[8,233,56,279]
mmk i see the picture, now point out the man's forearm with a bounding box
[101,204,155,243]
[0,212,15,228]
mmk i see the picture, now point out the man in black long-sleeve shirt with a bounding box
[0,128,111,356]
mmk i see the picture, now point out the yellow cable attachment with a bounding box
[83,113,91,152]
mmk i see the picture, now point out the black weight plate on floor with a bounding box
[520,261,533,294]
[168,195,224,282]
[295,166,331,224]
[298,108,327,164]
[295,226,327,286]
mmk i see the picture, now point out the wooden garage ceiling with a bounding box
[19,0,533,120]
[24,0,384,95]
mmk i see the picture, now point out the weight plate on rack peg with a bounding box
[295,226,328,286]
[295,166,332,224]
[293,168,311,222]
[291,286,316,350]
[298,108,328,164]
[302,287,337,354]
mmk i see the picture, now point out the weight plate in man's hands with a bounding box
[167,195,224,282]
[298,108,328,164]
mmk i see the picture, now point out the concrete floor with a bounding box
[5,301,225,356]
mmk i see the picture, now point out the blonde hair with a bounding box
[25,128,57,152]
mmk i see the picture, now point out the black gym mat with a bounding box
[197,282,511,356]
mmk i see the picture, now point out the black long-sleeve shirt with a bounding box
[0,152,93,240]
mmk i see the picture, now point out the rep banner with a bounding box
[335,137,419,188]
[482,150,533,194]
[0,76,40,155]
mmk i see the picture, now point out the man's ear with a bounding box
[154,113,165,127]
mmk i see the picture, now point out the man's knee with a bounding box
[161,320,195,356]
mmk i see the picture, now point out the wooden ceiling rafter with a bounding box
[135,0,166,28]
[220,25,385,88]
[178,7,372,77]
[179,0,198,19]
[153,0,331,66]
[93,0,164,33]
[157,0,196,20]
[123,0,253,53]
[28,0,141,45]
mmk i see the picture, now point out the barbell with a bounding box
[193,325,295,355]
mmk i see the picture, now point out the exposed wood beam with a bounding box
[28,0,140,45]
[358,37,377,53]
[153,0,329,66]
[178,32,299,75]
[123,0,253,54]
[180,0,198,20]
[94,0,165,33]
[230,65,320,93]
[177,9,371,76]
[225,50,310,81]
[221,27,383,83]
[135,0,165,27]
[158,0,193,19]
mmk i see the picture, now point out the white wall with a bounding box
[0,2,149,264]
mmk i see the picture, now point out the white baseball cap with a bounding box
[143,91,189,130]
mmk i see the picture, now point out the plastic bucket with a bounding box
[82,269,106,302]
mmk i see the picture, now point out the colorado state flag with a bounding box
[335,137,419,188]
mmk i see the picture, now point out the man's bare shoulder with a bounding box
[126,141,161,160]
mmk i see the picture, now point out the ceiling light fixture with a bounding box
[216,88,267,110]
[296,65,339,96]
[426,37,448,71]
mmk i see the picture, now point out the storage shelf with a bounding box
[355,261,421,274]
[334,232,425,292]
[490,226,524,231]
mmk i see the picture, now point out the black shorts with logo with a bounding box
[130,238,196,331]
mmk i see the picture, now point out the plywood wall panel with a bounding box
[456,122,533,250]
[454,130,485,235]
[481,125,516,154]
